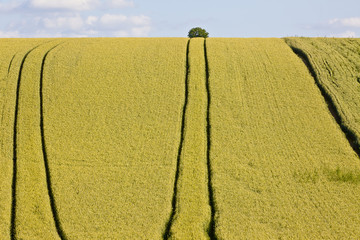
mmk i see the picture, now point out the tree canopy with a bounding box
[188,27,209,38]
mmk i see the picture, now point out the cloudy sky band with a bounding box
[0,0,359,38]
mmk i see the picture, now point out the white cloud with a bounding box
[100,14,151,27]
[0,0,134,12]
[341,18,360,27]
[30,30,65,38]
[129,15,151,25]
[100,14,128,26]
[110,0,134,8]
[2,13,152,37]
[98,14,151,36]
[0,1,22,12]
[0,30,20,38]
[131,26,151,37]
[83,29,98,35]
[329,17,360,28]
[29,0,99,11]
[0,0,151,38]
[86,16,98,25]
[42,15,84,31]
[329,18,339,25]
[99,14,151,28]
[331,31,357,38]
[113,30,129,37]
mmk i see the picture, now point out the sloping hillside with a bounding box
[207,38,360,239]
[285,37,360,154]
[0,38,359,239]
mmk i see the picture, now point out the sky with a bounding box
[0,0,359,38]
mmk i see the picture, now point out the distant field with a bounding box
[285,38,360,154]
[0,38,359,239]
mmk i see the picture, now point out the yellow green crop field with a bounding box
[207,38,360,239]
[0,37,359,239]
[0,38,52,240]
[285,38,360,153]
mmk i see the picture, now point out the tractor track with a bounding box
[11,44,42,240]
[7,54,16,74]
[163,39,190,239]
[10,41,67,240]
[40,43,67,240]
[204,39,218,240]
[288,45,360,159]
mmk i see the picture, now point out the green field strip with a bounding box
[1,37,359,239]
[13,40,64,240]
[0,39,49,240]
[40,43,67,240]
[163,39,190,238]
[204,39,217,240]
[166,38,211,239]
[286,42,360,158]
[285,38,360,155]
[207,38,360,239]
[41,38,188,239]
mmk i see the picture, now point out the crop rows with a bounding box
[0,39,51,239]
[0,38,360,239]
[41,38,190,239]
[285,38,360,154]
[206,38,360,239]
[1,38,189,239]
[165,38,212,239]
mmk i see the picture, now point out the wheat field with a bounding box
[206,38,360,239]
[0,38,50,239]
[42,38,189,239]
[0,37,359,239]
[166,38,211,239]
[285,37,360,153]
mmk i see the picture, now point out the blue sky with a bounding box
[0,0,359,38]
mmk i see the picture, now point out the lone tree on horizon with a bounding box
[188,27,209,38]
